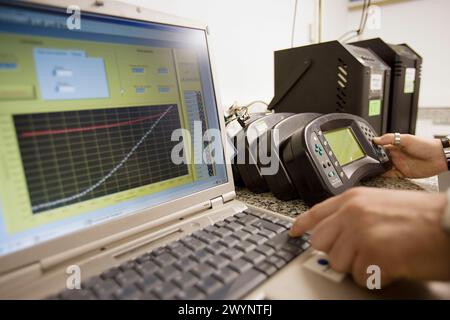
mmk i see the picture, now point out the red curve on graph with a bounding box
[21,111,167,138]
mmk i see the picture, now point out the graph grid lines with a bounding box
[14,104,187,214]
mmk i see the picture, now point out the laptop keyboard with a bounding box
[50,210,310,300]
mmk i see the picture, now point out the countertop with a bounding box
[235,176,439,218]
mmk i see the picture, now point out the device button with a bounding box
[328,171,335,177]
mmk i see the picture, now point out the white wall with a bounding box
[342,0,450,108]
[120,0,310,109]
[119,0,450,109]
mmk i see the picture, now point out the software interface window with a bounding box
[0,6,227,255]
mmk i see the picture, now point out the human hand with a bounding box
[289,187,450,287]
[373,133,447,178]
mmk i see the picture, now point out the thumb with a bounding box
[373,133,395,146]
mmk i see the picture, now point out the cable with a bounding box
[291,0,299,47]
[338,0,371,43]
[244,100,269,108]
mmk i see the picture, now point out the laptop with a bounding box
[0,0,447,300]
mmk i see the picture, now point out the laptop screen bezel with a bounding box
[0,0,235,274]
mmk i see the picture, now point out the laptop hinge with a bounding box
[210,191,236,209]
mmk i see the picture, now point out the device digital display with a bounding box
[323,128,365,166]
[0,2,227,256]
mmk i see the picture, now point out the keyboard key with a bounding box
[219,236,239,248]
[275,250,295,262]
[181,286,205,300]
[275,219,293,229]
[196,275,222,295]
[204,225,218,234]
[184,238,207,251]
[215,220,227,228]
[257,229,276,239]
[231,230,251,241]
[229,258,252,273]
[205,241,227,255]
[172,272,199,289]
[151,246,168,257]
[167,241,182,249]
[190,248,212,263]
[115,284,142,300]
[115,269,141,286]
[213,267,239,284]
[255,244,275,256]
[262,215,279,224]
[207,268,267,300]
[120,260,137,271]
[193,230,219,244]
[83,275,103,289]
[190,264,215,278]
[234,212,247,219]
[212,227,232,238]
[152,282,179,299]
[265,255,286,269]
[136,261,158,276]
[155,265,180,281]
[243,251,265,265]
[235,240,256,253]
[255,262,277,276]
[170,245,192,259]
[242,226,259,235]
[92,279,120,298]
[224,222,243,232]
[236,215,259,226]
[101,266,120,279]
[174,257,197,271]
[154,252,177,267]
[136,253,153,264]
[252,220,285,234]
[247,234,266,245]
[137,274,160,292]
[221,248,244,261]
[206,255,229,269]
[225,216,237,223]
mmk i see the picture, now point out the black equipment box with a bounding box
[263,113,320,200]
[352,38,422,134]
[234,113,292,193]
[282,113,391,205]
[226,113,267,187]
[269,41,391,135]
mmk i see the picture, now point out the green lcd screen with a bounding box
[323,128,365,166]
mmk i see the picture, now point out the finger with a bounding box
[373,133,412,148]
[289,193,351,237]
[327,230,358,274]
[372,133,394,146]
[309,212,343,253]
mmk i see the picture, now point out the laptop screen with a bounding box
[0,2,228,256]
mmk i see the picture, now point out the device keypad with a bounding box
[311,132,343,188]
[359,123,389,163]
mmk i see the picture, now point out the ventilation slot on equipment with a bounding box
[394,60,403,77]
[336,58,348,112]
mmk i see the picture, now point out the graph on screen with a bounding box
[14,104,188,214]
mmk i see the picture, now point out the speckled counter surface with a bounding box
[235,176,439,219]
